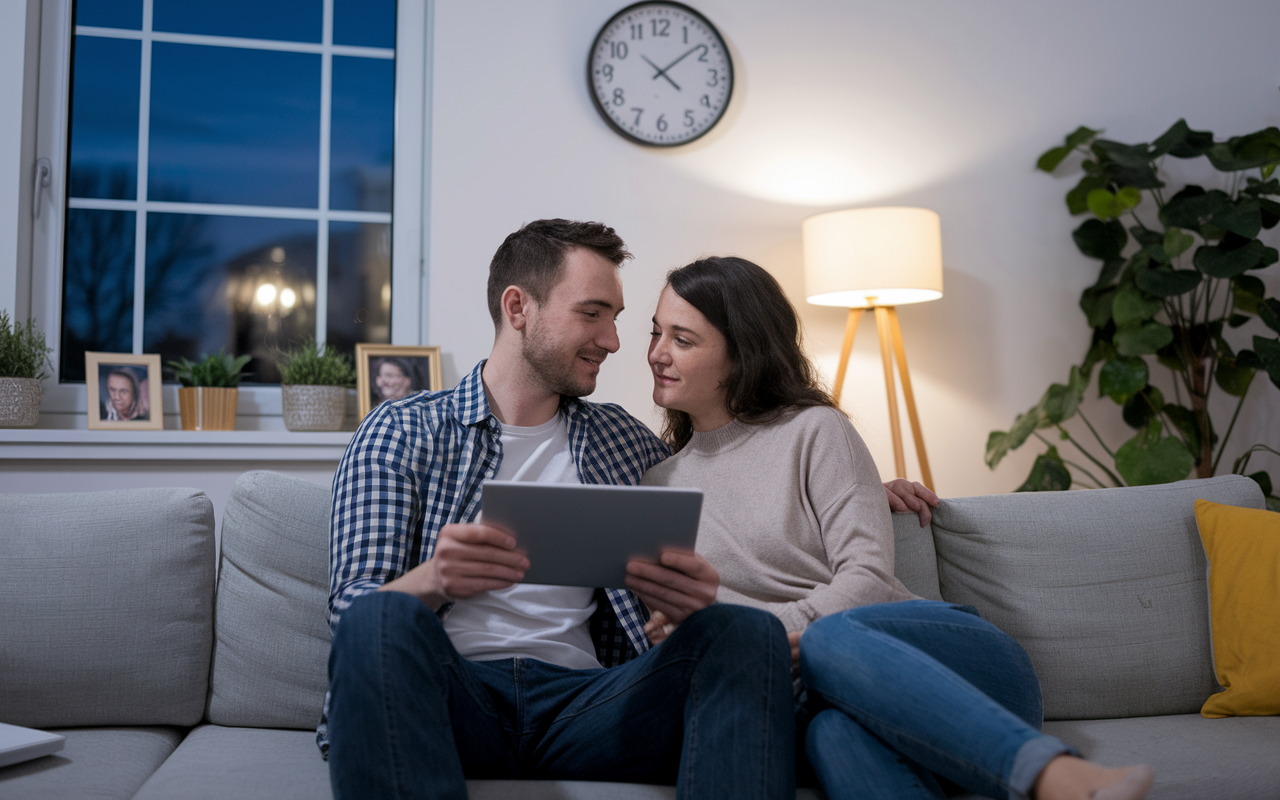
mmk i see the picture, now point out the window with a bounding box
[28,0,428,397]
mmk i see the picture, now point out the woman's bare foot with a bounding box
[1033,755,1153,800]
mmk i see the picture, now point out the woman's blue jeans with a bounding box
[799,600,1077,800]
[327,591,795,800]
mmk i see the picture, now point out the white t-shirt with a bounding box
[442,412,603,670]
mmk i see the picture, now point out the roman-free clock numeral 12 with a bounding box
[588,2,734,147]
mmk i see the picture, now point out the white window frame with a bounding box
[22,0,430,427]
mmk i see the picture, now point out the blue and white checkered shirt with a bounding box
[328,358,671,665]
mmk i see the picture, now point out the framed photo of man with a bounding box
[356,344,443,419]
[85,352,164,431]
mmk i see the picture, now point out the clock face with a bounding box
[587,2,734,147]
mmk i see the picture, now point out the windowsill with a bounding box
[0,426,354,461]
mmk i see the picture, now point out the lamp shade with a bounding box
[803,207,943,308]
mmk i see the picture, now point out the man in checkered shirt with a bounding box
[325,219,797,799]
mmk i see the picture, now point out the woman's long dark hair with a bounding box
[660,256,838,450]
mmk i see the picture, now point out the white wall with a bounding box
[3,0,1278,501]
[427,0,1280,497]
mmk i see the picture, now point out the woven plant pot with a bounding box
[0,377,42,428]
[281,385,347,431]
[178,387,238,431]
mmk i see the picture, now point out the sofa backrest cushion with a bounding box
[207,470,333,730]
[892,511,942,601]
[0,488,215,728]
[931,475,1263,721]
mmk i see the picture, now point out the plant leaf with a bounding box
[1215,358,1256,397]
[1099,357,1149,403]
[1112,283,1163,326]
[1193,237,1279,278]
[1135,267,1201,297]
[1150,119,1215,159]
[1066,175,1108,215]
[1114,421,1195,486]
[1232,274,1265,313]
[1080,286,1116,328]
[1115,321,1174,355]
[985,409,1040,469]
[1065,126,1102,149]
[1214,198,1263,240]
[1205,127,1280,172]
[1258,298,1280,334]
[1254,335,1280,390]
[1072,218,1128,261]
[1037,146,1072,173]
[1163,404,1201,457]
[1158,186,1231,234]
[1162,227,1195,259]
[1015,446,1073,492]
[1122,385,1164,429]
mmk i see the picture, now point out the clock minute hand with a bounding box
[642,54,682,91]
[657,44,702,77]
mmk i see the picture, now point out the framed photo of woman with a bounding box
[356,344,443,419]
[85,352,164,430]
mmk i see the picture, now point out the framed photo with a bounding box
[356,344,443,418]
[85,352,164,431]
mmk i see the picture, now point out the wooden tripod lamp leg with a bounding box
[831,307,864,405]
[873,307,907,479]
[885,307,934,491]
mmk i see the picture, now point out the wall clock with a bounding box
[587,2,734,147]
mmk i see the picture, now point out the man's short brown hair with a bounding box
[486,219,632,329]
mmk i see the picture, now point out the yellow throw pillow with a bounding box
[1195,498,1280,718]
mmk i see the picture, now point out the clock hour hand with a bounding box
[642,54,681,91]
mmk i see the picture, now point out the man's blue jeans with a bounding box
[799,600,1077,800]
[328,591,795,800]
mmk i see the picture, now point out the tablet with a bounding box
[481,481,703,589]
[0,722,65,768]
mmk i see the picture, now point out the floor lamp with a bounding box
[802,207,943,491]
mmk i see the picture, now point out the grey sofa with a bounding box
[0,471,1276,799]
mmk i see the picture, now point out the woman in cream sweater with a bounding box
[635,256,1152,800]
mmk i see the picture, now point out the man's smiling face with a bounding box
[520,246,625,398]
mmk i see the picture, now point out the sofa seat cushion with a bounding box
[134,725,828,800]
[207,471,333,729]
[1044,714,1280,800]
[133,724,330,799]
[0,726,184,800]
[931,475,1263,720]
[0,488,215,728]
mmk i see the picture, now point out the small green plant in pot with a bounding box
[167,350,250,430]
[0,310,53,428]
[278,338,355,431]
[987,120,1280,511]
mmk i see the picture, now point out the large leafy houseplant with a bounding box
[987,120,1280,511]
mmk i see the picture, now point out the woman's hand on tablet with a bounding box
[625,548,719,626]
[379,523,528,611]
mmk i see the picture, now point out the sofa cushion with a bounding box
[133,724,331,800]
[0,488,215,728]
[1043,714,1280,800]
[892,511,942,601]
[206,471,333,729]
[1194,498,1280,718]
[0,726,184,800]
[930,475,1263,720]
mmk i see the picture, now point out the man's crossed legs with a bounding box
[328,591,795,800]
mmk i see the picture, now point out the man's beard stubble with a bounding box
[521,321,607,399]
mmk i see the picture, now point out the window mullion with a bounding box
[132,0,154,355]
[316,0,334,348]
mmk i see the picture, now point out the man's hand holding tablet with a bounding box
[378,523,529,611]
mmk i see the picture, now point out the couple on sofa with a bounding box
[324,219,1152,800]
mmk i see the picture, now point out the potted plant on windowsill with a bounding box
[0,310,53,428]
[168,350,251,431]
[278,338,356,431]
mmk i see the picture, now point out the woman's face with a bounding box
[648,285,733,432]
[107,373,136,416]
[375,361,412,401]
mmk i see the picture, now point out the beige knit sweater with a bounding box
[642,405,918,633]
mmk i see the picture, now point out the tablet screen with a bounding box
[481,481,703,588]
